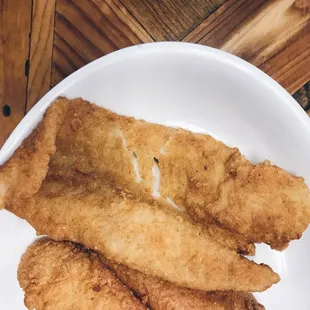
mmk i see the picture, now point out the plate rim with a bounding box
[1,42,310,164]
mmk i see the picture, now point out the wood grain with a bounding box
[184,0,310,94]
[26,0,56,111]
[0,0,32,147]
[52,0,153,86]
[121,0,227,41]
[184,0,265,48]
[260,24,310,95]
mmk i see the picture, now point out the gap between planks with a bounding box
[26,0,56,112]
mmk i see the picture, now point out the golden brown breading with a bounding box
[46,164,253,256]
[106,259,265,310]
[18,239,146,310]
[8,173,279,293]
[48,98,310,249]
[0,97,254,256]
[0,98,68,210]
[19,238,265,310]
[1,98,277,292]
[48,98,255,255]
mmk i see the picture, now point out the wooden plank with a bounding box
[184,0,310,94]
[260,25,310,95]
[0,0,32,147]
[184,0,265,48]
[51,0,153,86]
[120,0,227,41]
[52,31,87,82]
[26,0,56,112]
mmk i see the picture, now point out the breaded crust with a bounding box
[0,98,68,209]
[106,259,265,310]
[9,173,279,292]
[0,97,254,256]
[48,98,310,249]
[18,239,146,310]
[2,98,310,249]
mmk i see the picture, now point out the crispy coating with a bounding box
[49,98,255,254]
[18,239,145,310]
[47,166,254,256]
[0,98,68,209]
[18,238,265,310]
[106,259,265,310]
[8,174,279,292]
[48,98,310,249]
[0,97,253,256]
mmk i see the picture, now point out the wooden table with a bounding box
[0,0,309,147]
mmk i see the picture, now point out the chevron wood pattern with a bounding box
[51,0,153,86]
[120,0,227,40]
[0,0,310,147]
[184,0,310,94]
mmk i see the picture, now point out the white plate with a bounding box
[1,42,310,309]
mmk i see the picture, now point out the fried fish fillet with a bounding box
[48,97,310,249]
[1,100,273,292]
[0,99,254,256]
[8,173,279,292]
[0,99,68,210]
[106,259,265,310]
[46,170,254,257]
[18,239,146,310]
[19,238,265,310]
